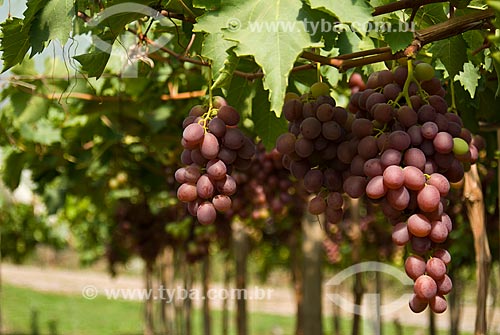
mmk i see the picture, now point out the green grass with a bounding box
[1,284,459,335]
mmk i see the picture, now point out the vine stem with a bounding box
[449,81,457,113]
[208,63,214,110]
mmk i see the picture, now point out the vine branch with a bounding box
[372,0,448,16]
[77,6,495,77]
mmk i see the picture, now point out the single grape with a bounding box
[409,294,428,313]
[217,105,240,126]
[364,158,384,178]
[427,173,450,197]
[308,195,327,215]
[417,184,441,212]
[177,183,198,202]
[452,137,469,155]
[388,131,411,151]
[403,148,426,171]
[405,255,427,280]
[201,133,220,159]
[301,117,322,139]
[276,133,296,155]
[421,122,438,140]
[392,222,410,246]
[429,295,447,313]
[433,249,451,265]
[183,123,205,144]
[387,186,410,211]
[184,165,202,183]
[316,104,335,122]
[197,174,215,199]
[437,275,453,295]
[383,165,404,189]
[426,257,447,281]
[343,176,367,198]
[197,201,217,225]
[407,213,432,237]
[433,132,454,154]
[217,175,237,196]
[213,194,232,212]
[403,166,426,191]
[414,63,435,82]
[304,169,324,193]
[208,117,226,138]
[366,175,387,199]
[322,121,342,141]
[223,128,244,150]
[380,149,402,167]
[414,275,438,300]
[311,82,330,98]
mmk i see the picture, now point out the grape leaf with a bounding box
[201,32,238,90]
[430,35,468,78]
[490,51,500,96]
[305,0,373,25]
[252,80,287,151]
[193,0,221,10]
[2,151,26,190]
[20,119,62,145]
[384,31,413,53]
[195,0,322,116]
[73,51,111,78]
[30,0,75,55]
[454,62,481,98]
[0,18,30,71]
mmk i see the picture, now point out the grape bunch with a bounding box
[229,144,307,223]
[175,97,256,225]
[275,82,351,228]
[346,61,478,313]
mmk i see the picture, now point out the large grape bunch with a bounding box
[175,97,256,225]
[275,82,351,229]
[347,60,478,313]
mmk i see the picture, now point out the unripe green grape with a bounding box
[310,82,330,98]
[285,92,301,102]
[414,63,435,82]
[452,137,469,155]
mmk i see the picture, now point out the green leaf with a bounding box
[2,151,26,190]
[225,70,257,119]
[196,1,322,116]
[430,35,468,79]
[306,0,373,25]
[384,31,413,53]
[201,32,238,89]
[193,0,220,10]
[462,30,484,52]
[23,0,47,25]
[20,118,62,145]
[13,96,49,128]
[252,80,287,151]
[490,51,500,96]
[30,0,75,55]
[0,18,30,71]
[73,51,111,78]
[454,62,481,98]
[212,49,239,91]
[416,3,448,27]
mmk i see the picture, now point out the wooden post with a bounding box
[233,221,248,335]
[464,164,491,335]
[160,247,175,334]
[301,210,324,335]
[144,264,155,335]
[202,255,211,335]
